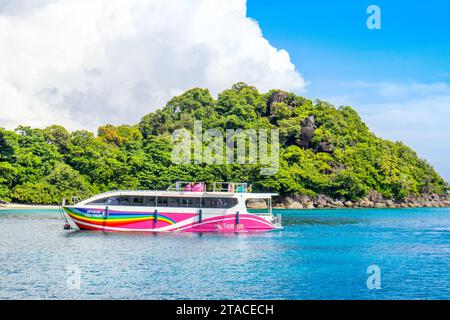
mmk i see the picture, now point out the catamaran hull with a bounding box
[64,207,280,233]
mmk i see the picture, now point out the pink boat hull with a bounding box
[64,207,279,233]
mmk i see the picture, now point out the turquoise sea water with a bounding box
[0,208,449,300]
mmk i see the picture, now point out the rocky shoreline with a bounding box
[272,191,450,209]
[2,191,450,210]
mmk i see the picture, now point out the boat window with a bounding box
[89,196,236,208]
[179,197,201,207]
[106,196,131,206]
[144,196,156,207]
[119,197,131,206]
[168,197,180,207]
[87,197,108,205]
[245,198,269,213]
[132,197,144,206]
[156,197,201,208]
[157,197,169,207]
[203,198,237,209]
[106,197,119,205]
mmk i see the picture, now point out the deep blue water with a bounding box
[0,208,449,300]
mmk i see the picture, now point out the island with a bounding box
[0,83,448,208]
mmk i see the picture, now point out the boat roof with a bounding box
[71,182,278,206]
[75,189,277,205]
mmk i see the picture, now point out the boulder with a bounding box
[357,198,369,207]
[267,91,288,116]
[367,190,383,203]
[385,200,396,208]
[283,196,294,207]
[288,201,303,209]
[344,201,354,207]
[317,141,334,154]
[293,195,312,205]
[334,200,344,207]
[295,116,317,148]
[400,203,408,208]
[305,203,315,209]
[374,202,386,208]
[360,200,374,208]
[315,195,329,206]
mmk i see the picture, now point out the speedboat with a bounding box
[62,182,281,233]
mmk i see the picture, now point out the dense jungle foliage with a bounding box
[0,83,447,204]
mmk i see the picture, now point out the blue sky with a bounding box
[248,0,450,182]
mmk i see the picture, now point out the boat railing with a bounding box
[62,196,83,206]
[167,181,206,192]
[166,181,249,193]
[212,182,248,193]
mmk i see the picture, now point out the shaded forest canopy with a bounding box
[0,83,448,204]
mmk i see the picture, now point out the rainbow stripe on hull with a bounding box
[64,207,278,233]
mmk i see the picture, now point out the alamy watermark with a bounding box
[367,5,381,30]
[66,265,81,290]
[171,121,279,175]
[366,264,381,290]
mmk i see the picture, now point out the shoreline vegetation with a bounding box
[0,83,448,207]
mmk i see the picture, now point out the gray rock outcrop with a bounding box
[296,116,317,148]
[276,192,450,209]
[267,91,288,116]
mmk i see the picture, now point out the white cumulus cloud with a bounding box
[0,0,306,130]
[325,81,450,182]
